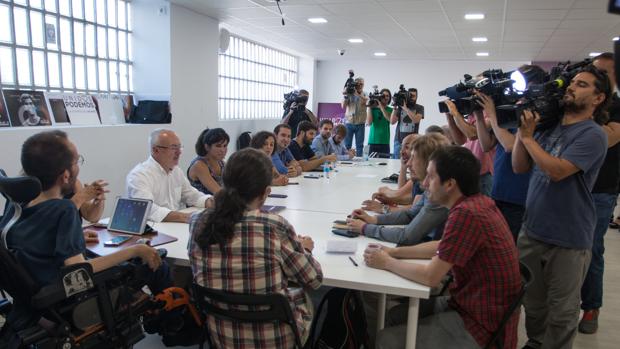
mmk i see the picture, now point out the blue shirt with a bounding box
[524,120,607,249]
[491,132,531,206]
[271,148,295,175]
[328,136,351,161]
[311,135,334,157]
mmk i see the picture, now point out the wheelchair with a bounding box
[0,172,159,349]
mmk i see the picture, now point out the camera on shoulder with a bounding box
[283,90,309,112]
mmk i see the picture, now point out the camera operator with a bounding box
[512,65,611,349]
[341,77,368,156]
[473,65,546,240]
[444,99,494,196]
[282,89,318,137]
[366,88,393,157]
[578,52,620,334]
[390,88,424,159]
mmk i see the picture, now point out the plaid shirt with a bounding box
[437,194,521,349]
[189,209,323,349]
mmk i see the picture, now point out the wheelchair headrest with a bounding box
[0,172,42,204]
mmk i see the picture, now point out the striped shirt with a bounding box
[188,209,323,349]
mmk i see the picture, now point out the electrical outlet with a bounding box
[158,6,168,16]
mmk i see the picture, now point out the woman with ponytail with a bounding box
[187,128,229,195]
[188,148,323,348]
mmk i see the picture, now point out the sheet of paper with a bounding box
[355,174,377,178]
[326,240,357,253]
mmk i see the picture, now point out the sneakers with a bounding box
[578,309,599,334]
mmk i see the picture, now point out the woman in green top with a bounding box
[366,88,393,157]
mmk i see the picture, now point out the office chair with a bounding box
[192,284,304,349]
[0,173,152,349]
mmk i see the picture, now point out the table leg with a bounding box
[376,293,386,333]
[405,297,419,349]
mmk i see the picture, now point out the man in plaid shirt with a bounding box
[365,146,521,349]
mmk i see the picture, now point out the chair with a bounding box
[484,262,533,349]
[192,284,303,349]
[0,173,152,348]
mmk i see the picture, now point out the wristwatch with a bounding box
[382,204,390,214]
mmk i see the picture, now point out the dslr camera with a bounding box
[367,85,382,108]
[283,90,309,112]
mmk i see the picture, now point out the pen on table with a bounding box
[348,256,358,267]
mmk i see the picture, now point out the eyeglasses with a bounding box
[75,155,85,166]
[155,144,184,151]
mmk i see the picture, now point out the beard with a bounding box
[563,94,587,114]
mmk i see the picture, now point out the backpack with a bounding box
[129,100,172,124]
[237,131,252,150]
[307,288,370,349]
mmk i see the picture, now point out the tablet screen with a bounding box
[108,197,151,234]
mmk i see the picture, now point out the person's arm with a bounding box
[397,163,409,189]
[601,121,620,147]
[366,107,374,126]
[445,112,467,145]
[281,105,296,124]
[280,224,323,289]
[71,179,108,222]
[288,159,303,177]
[188,161,222,195]
[380,105,391,122]
[373,181,413,205]
[305,108,318,125]
[64,244,161,273]
[474,110,497,152]
[475,92,516,152]
[180,170,212,209]
[271,153,289,175]
[390,107,399,125]
[512,132,533,174]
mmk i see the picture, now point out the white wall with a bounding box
[314,59,529,142]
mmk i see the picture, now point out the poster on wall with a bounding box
[94,94,126,125]
[3,89,52,127]
[46,93,70,125]
[317,102,346,125]
[62,94,100,125]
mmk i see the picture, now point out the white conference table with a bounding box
[152,159,429,349]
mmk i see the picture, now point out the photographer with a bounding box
[341,77,368,156]
[390,88,424,159]
[282,89,318,137]
[512,65,610,349]
[366,88,393,157]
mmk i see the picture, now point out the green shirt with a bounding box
[368,105,392,145]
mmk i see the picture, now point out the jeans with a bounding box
[392,138,401,159]
[580,192,616,310]
[495,200,525,242]
[345,123,365,157]
[479,173,493,197]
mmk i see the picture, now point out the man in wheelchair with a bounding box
[0,130,172,348]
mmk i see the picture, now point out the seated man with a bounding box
[126,129,212,223]
[0,130,171,333]
[328,124,356,160]
[288,121,337,171]
[271,124,303,177]
[365,146,520,349]
[347,133,450,245]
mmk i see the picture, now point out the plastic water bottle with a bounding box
[363,145,370,161]
[323,161,330,180]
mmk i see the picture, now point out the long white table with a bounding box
[152,159,429,349]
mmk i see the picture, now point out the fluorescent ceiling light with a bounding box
[476,52,489,57]
[308,17,327,24]
[589,52,601,57]
[614,37,619,41]
[472,37,488,42]
[348,38,364,43]
[465,13,485,20]
[374,52,387,57]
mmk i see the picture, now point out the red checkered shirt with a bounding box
[437,194,521,349]
[188,209,323,349]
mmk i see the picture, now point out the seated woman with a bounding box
[250,131,289,186]
[188,148,323,348]
[187,128,229,195]
[347,133,451,246]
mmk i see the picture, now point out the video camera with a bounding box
[437,69,516,116]
[344,70,356,97]
[495,59,592,130]
[393,84,414,108]
[367,85,382,107]
[283,90,309,112]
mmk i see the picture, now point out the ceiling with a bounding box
[170,0,620,62]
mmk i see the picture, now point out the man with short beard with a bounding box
[512,65,611,349]
[288,120,336,171]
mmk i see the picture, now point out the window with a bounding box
[0,0,132,94]
[219,35,298,120]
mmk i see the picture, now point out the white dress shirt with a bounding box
[126,156,210,222]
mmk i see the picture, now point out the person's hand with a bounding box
[289,102,298,111]
[366,243,395,257]
[351,208,376,223]
[364,245,393,270]
[346,218,366,233]
[444,99,463,119]
[371,191,394,204]
[83,229,99,243]
[325,154,338,162]
[133,245,162,271]
[518,109,539,140]
[205,197,215,209]
[361,199,384,214]
[298,235,314,252]
[475,92,497,123]
[348,149,356,159]
[287,166,298,177]
[273,174,289,186]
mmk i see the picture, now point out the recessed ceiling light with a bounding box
[472,37,488,42]
[614,37,619,41]
[308,17,327,24]
[476,52,489,57]
[374,52,387,57]
[589,52,601,57]
[348,38,363,43]
[465,13,485,20]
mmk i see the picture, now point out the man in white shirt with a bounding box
[126,129,211,223]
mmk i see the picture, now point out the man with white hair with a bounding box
[126,129,211,223]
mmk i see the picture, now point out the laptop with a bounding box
[107,197,153,235]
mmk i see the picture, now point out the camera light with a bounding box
[589,52,602,57]
[614,37,620,41]
[472,37,488,42]
[476,52,489,57]
[308,17,327,24]
[374,52,387,57]
[465,13,485,20]
[348,38,364,43]
[510,70,527,93]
